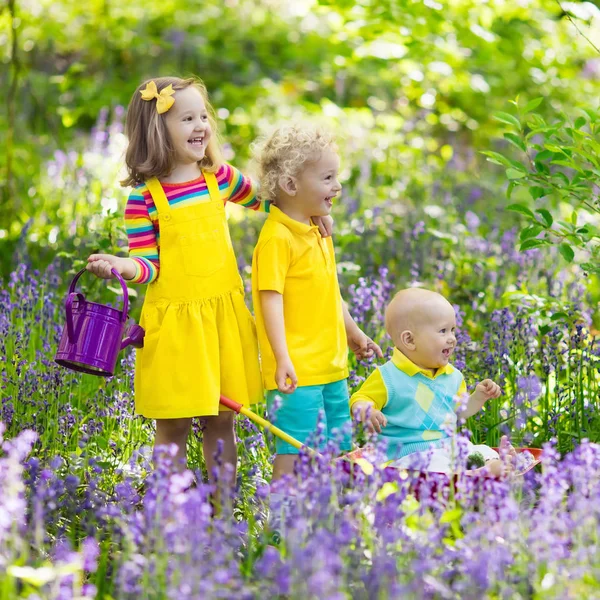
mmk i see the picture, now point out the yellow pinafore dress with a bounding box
[134,171,263,419]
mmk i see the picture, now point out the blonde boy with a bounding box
[252,125,382,481]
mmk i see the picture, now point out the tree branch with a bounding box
[555,0,600,56]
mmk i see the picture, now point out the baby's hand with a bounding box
[352,401,387,433]
[475,379,501,400]
[485,436,517,477]
[87,254,136,280]
[348,330,383,361]
[275,358,298,394]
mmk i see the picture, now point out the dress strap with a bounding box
[145,178,171,216]
[203,171,222,205]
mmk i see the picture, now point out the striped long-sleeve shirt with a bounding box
[125,164,268,284]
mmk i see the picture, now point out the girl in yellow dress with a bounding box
[85,76,331,482]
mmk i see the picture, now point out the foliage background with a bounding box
[2,1,600,597]
[1,0,599,279]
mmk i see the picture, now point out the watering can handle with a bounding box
[65,292,85,343]
[69,267,129,322]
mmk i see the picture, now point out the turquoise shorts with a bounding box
[266,379,352,455]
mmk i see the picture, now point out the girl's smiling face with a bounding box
[165,86,212,166]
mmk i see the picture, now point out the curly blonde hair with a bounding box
[253,125,337,202]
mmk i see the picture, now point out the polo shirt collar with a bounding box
[391,347,454,379]
[268,205,320,236]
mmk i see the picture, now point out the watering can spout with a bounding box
[121,325,145,350]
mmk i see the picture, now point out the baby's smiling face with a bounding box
[387,289,458,373]
[407,301,457,370]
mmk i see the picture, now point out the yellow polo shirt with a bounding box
[350,348,467,409]
[252,206,349,390]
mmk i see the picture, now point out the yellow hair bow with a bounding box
[140,81,175,114]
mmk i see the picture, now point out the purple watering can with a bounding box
[55,268,145,377]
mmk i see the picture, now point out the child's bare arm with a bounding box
[462,379,502,418]
[260,290,297,394]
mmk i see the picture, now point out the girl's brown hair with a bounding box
[120,76,223,187]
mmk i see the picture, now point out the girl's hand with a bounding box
[87,254,136,280]
[312,215,334,238]
[348,329,383,361]
[474,379,502,401]
[275,357,298,394]
[352,400,387,433]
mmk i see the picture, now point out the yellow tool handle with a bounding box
[239,406,309,452]
[219,394,316,454]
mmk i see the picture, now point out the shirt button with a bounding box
[163,214,171,222]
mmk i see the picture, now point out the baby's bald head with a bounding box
[385,288,454,347]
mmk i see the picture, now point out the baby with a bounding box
[351,288,514,476]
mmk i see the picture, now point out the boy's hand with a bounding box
[352,401,387,433]
[87,254,136,280]
[275,358,298,394]
[312,215,333,238]
[348,329,383,361]
[474,379,502,401]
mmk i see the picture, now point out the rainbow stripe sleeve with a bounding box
[222,163,270,213]
[124,185,160,284]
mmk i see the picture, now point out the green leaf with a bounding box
[540,325,552,335]
[550,312,568,321]
[574,116,586,129]
[553,172,570,186]
[507,180,516,199]
[558,242,574,263]
[536,209,553,227]
[507,158,528,172]
[507,203,534,217]
[440,507,462,524]
[494,111,521,129]
[503,132,527,152]
[528,186,548,200]
[506,168,526,179]
[552,159,582,173]
[528,114,549,129]
[520,224,544,241]
[534,149,554,162]
[520,238,547,250]
[480,150,512,167]
[523,97,543,113]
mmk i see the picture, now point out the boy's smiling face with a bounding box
[293,148,342,220]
